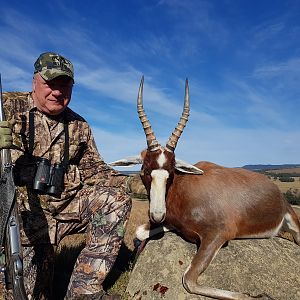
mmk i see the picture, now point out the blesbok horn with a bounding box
[166,78,190,152]
[137,76,160,151]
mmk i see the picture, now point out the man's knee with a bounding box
[83,186,131,214]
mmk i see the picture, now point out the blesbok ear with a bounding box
[175,159,204,174]
[109,155,143,167]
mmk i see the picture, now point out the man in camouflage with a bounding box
[0,52,132,300]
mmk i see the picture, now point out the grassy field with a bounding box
[266,167,300,174]
[271,177,300,193]
[262,167,300,193]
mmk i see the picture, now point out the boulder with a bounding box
[126,233,300,300]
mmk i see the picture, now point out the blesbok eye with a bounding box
[141,169,151,176]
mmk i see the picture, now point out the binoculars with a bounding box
[32,158,65,196]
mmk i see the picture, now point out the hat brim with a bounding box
[39,69,74,81]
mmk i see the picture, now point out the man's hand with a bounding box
[0,121,13,149]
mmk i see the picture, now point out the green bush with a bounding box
[284,189,300,205]
[279,176,295,182]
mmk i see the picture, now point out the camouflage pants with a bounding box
[0,185,131,300]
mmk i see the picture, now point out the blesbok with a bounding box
[110,77,300,300]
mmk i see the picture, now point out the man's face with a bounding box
[32,73,73,116]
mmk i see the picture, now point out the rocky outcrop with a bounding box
[127,233,300,300]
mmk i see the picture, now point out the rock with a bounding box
[126,233,300,300]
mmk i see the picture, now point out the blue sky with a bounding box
[1,0,299,168]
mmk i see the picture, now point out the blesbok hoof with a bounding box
[134,238,147,254]
[133,237,142,248]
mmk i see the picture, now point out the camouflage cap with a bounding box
[34,52,74,81]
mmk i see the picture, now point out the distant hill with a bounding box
[242,164,300,172]
[121,165,300,173]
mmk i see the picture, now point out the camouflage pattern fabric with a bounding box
[34,52,74,81]
[62,185,131,297]
[0,92,132,299]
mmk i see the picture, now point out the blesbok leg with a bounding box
[135,223,171,241]
[284,206,300,245]
[182,235,273,300]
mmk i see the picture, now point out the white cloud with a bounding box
[0,58,32,91]
[92,127,145,170]
[252,22,285,45]
[253,58,300,79]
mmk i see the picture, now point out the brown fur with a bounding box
[166,162,288,242]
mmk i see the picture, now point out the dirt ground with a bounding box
[124,199,149,250]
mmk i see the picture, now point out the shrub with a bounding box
[279,176,295,182]
[284,189,300,205]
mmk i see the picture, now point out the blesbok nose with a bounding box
[150,211,166,223]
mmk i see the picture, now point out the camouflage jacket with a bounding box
[2,92,127,244]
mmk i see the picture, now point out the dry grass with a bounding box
[124,199,149,251]
[266,167,300,174]
[270,177,300,193]
[265,167,300,194]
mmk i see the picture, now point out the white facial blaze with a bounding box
[157,151,167,167]
[150,169,169,222]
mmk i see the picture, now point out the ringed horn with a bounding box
[137,76,160,151]
[137,76,190,153]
